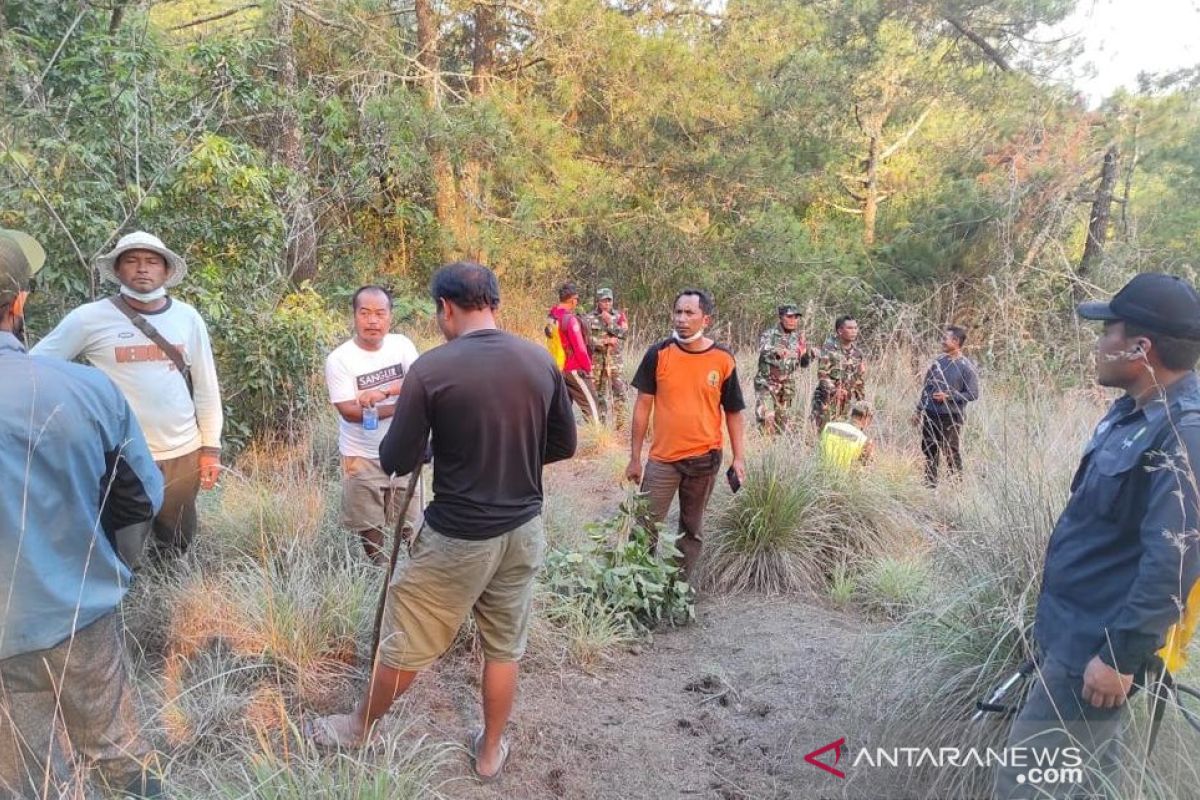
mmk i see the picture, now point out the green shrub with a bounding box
[827,559,858,606]
[858,555,929,619]
[542,491,695,633]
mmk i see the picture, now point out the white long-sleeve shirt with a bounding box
[32,297,223,461]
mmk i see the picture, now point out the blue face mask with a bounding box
[119,284,167,303]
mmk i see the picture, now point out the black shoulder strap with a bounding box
[109,295,194,399]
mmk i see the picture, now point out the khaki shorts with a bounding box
[377,516,546,671]
[340,456,421,535]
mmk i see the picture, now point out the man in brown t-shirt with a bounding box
[625,289,747,578]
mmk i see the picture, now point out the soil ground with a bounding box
[380,594,896,800]
[358,446,905,800]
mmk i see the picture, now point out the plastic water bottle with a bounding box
[362,405,378,431]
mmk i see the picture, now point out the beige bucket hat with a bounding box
[95,231,187,287]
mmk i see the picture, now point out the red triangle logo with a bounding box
[803,737,847,779]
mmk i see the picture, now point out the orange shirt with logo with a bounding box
[631,339,746,463]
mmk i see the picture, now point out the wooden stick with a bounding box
[370,467,423,662]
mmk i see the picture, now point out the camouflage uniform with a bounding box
[586,288,629,427]
[754,311,811,434]
[810,335,866,428]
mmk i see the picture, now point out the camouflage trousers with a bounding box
[810,385,860,429]
[755,379,796,435]
[0,612,158,798]
[593,354,628,428]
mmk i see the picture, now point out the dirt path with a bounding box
[385,595,891,799]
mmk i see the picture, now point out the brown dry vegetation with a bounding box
[70,338,1194,800]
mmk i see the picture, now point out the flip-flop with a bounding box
[467,727,511,784]
[303,714,381,750]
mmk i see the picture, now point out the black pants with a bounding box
[920,412,963,485]
[994,657,1127,799]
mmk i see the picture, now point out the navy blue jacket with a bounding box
[917,354,979,419]
[1034,372,1200,674]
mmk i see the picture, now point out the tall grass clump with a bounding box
[528,591,637,669]
[180,723,450,800]
[859,555,929,619]
[849,385,1200,798]
[700,438,927,595]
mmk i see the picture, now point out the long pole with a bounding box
[369,468,423,661]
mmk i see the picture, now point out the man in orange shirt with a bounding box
[625,289,747,578]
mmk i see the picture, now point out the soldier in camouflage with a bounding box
[754,303,812,434]
[586,287,630,427]
[811,314,866,429]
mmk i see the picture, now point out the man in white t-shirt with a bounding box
[325,286,422,564]
[32,231,223,559]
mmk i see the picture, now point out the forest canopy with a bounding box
[3,0,1197,438]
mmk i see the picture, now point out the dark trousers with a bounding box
[994,657,1128,799]
[563,370,599,422]
[153,450,200,556]
[920,411,963,486]
[640,456,719,578]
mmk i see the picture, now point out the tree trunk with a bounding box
[109,1,128,35]
[1120,115,1140,243]
[415,0,458,259]
[862,133,879,246]
[469,2,498,96]
[1079,144,1119,278]
[456,2,500,262]
[274,2,318,284]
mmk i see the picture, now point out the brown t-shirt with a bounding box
[632,338,745,463]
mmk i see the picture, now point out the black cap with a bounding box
[1077,272,1200,341]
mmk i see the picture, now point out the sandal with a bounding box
[467,727,511,784]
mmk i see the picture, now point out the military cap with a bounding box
[0,229,46,304]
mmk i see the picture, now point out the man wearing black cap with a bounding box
[995,273,1200,799]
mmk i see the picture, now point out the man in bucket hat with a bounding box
[995,273,1200,799]
[33,231,223,559]
[0,229,166,797]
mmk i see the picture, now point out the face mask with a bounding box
[120,284,167,303]
[673,328,706,345]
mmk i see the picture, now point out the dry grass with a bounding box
[29,332,1199,799]
[852,380,1200,799]
[699,436,928,595]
